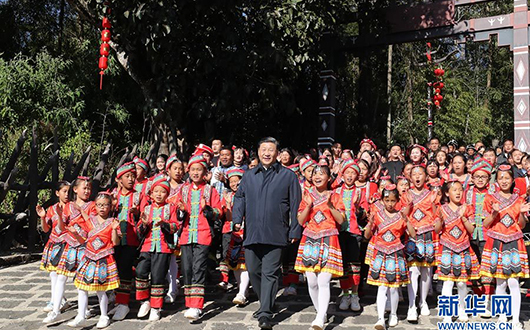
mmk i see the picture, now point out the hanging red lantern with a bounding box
[434,88,441,94]
[98,11,111,90]
[98,56,108,70]
[433,82,445,89]
[101,29,111,42]
[433,94,443,102]
[434,100,440,107]
[98,4,112,90]
[102,17,111,29]
[100,42,110,56]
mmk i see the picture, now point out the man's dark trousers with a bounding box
[245,244,283,319]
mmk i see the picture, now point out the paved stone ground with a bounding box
[1,261,530,330]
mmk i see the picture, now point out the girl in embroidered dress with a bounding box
[434,180,480,323]
[480,165,530,330]
[426,158,443,188]
[222,168,250,306]
[295,165,345,330]
[435,150,450,179]
[449,154,472,190]
[135,176,179,321]
[152,154,169,178]
[43,177,94,324]
[365,185,415,330]
[165,154,185,304]
[38,181,70,317]
[133,157,150,197]
[68,192,120,329]
[401,165,439,322]
[407,144,427,165]
[282,158,317,297]
[336,160,363,312]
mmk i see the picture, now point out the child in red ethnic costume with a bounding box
[68,192,120,329]
[42,177,94,323]
[110,162,141,321]
[434,180,480,323]
[365,185,415,329]
[401,165,439,321]
[295,165,345,330]
[133,156,149,197]
[135,176,179,321]
[480,165,530,330]
[176,154,222,321]
[466,157,496,317]
[222,168,250,306]
[283,158,316,297]
[38,181,71,319]
[165,154,185,303]
[336,160,363,312]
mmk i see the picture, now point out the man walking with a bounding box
[233,137,302,329]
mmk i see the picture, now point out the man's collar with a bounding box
[256,161,280,173]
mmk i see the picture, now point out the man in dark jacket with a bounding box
[232,137,302,329]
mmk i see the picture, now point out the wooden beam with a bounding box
[0,129,26,182]
[27,127,38,253]
[63,151,75,181]
[105,148,129,189]
[336,21,470,52]
[91,143,111,199]
[70,146,92,179]
[39,150,59,183]
[455,0,495,5]
[0,167,18,204]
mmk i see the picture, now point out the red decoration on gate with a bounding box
[98,6,112,90]
[431,66,446,109]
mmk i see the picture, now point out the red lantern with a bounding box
[98,56,108,70]
[433,94,443,102]
[434,100,440,107]
[434,68,445,77]
[434,88,441,94]
[100,42,110,56]
[101,29,111,42]
[102,17,111,29]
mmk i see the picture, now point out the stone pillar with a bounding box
[513,0,530,151]
[318,70,336,148]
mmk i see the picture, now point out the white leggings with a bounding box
[407,266,432,309]
[496,278,521,324]
[52,273,68,313]
[77,290,108,319]
[306,272,332,322]
[167,254,179,295]
[234,270,250,296]
[441,281,467,315]
[49,271,57,302]
[377,286,399,320]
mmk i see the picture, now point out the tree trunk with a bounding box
[484,36,493,110]
[386,44,393,144]
[406,45,414,145]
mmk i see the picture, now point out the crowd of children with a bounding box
[37,138,530,330]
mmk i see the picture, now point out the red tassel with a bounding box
[100,71,104,90]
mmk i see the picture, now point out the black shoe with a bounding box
[258,316,273,329]
[253,304,279,319]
